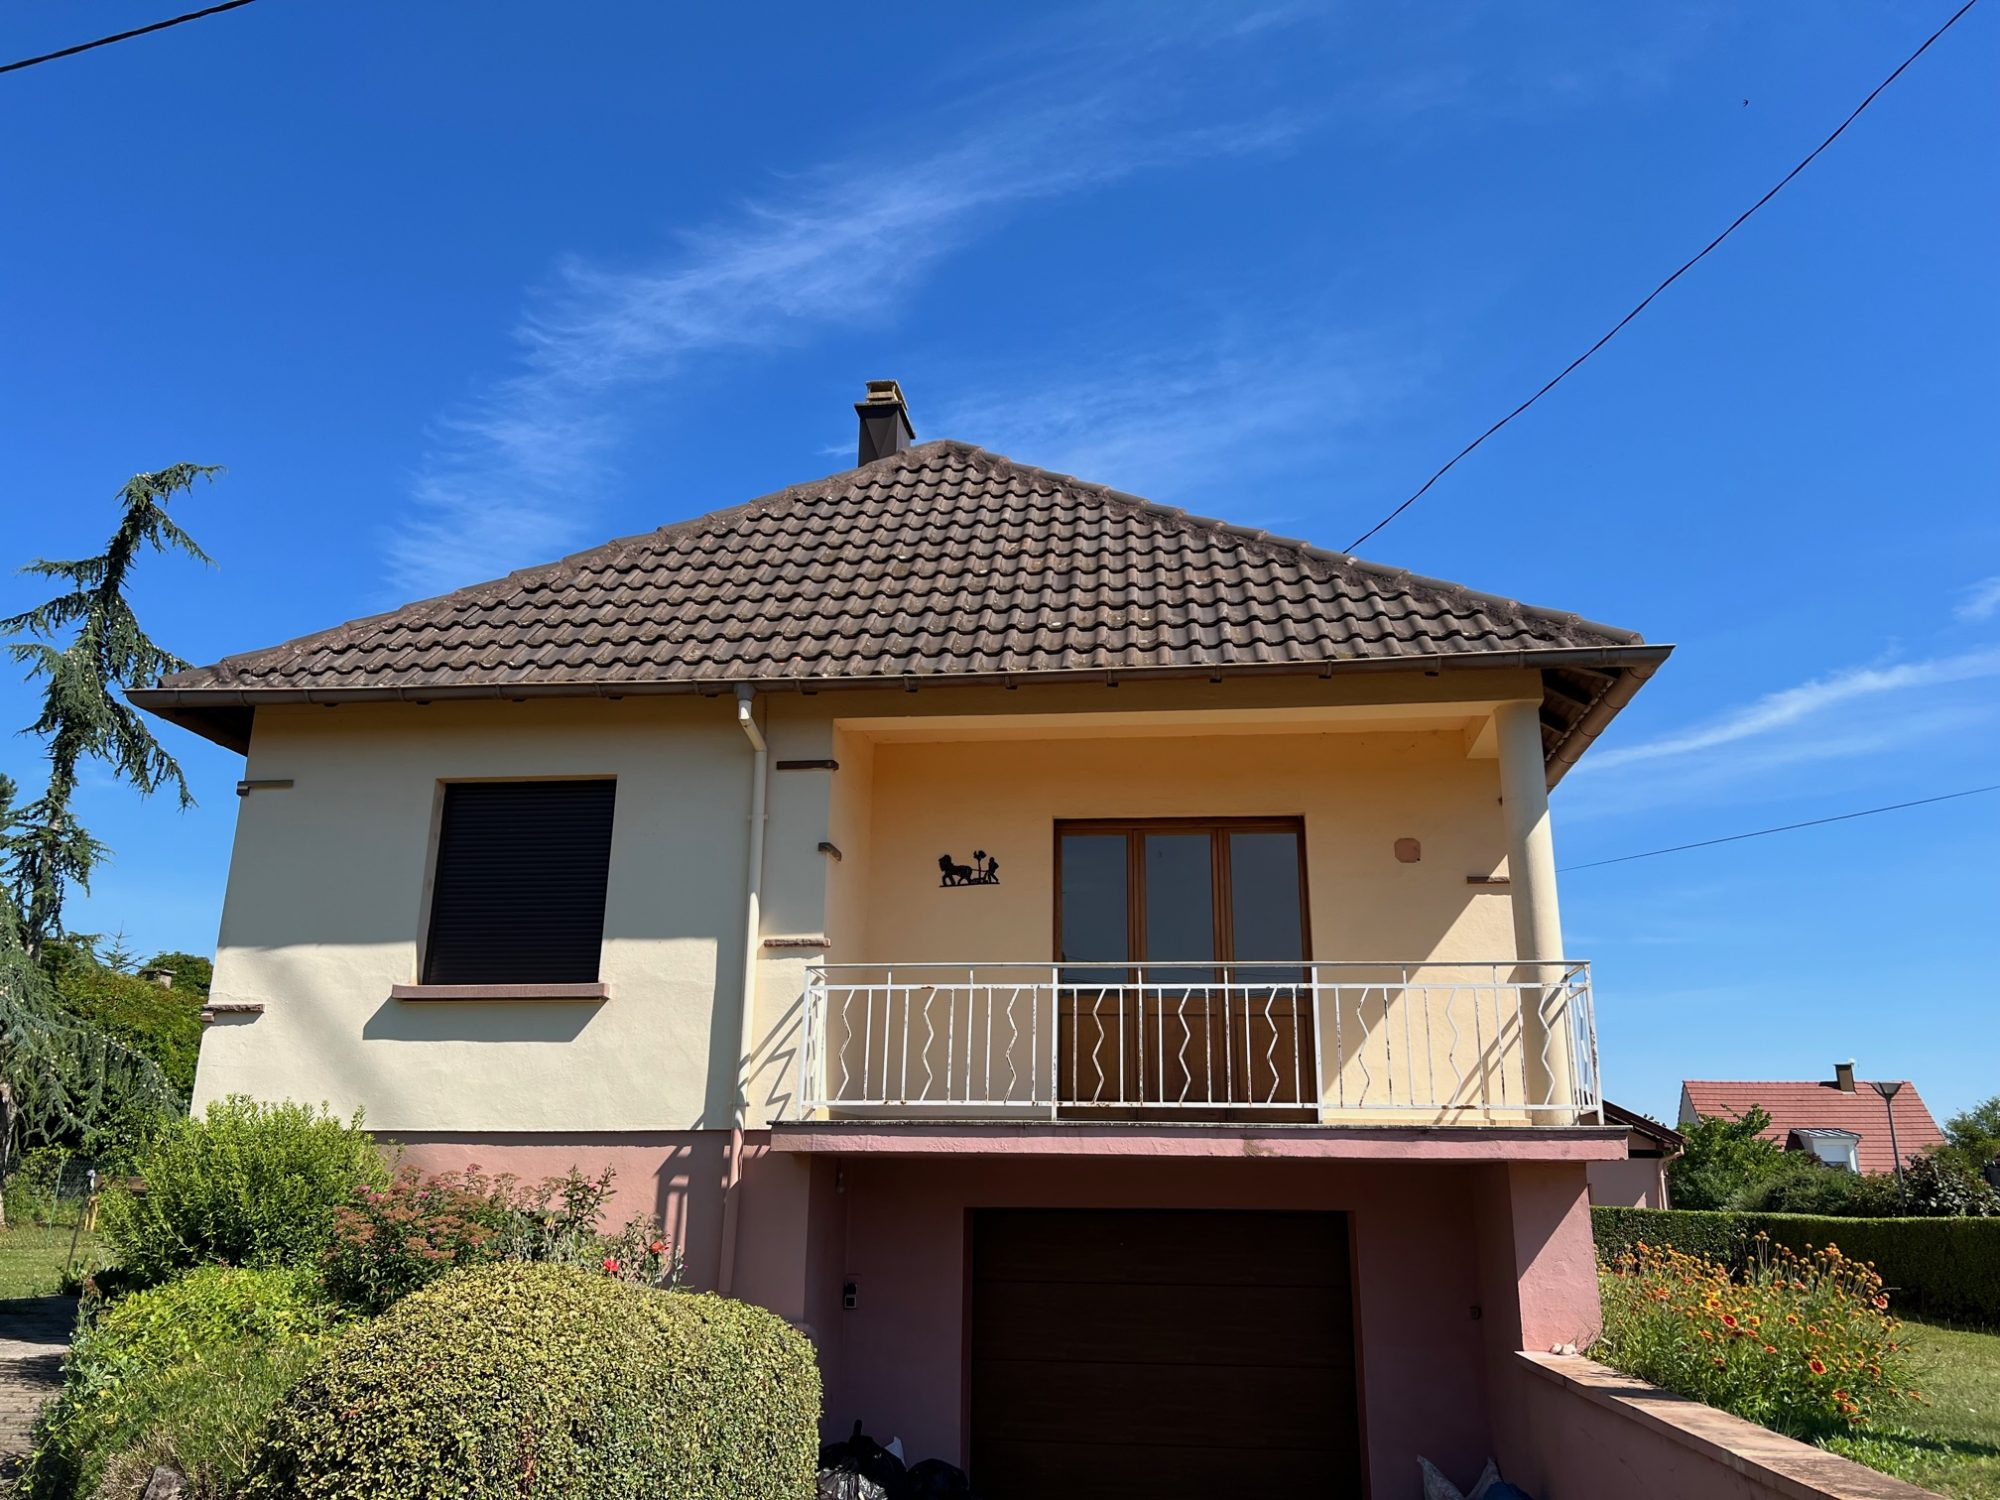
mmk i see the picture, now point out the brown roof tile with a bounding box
[132,441,1667,761]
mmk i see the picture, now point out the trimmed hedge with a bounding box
[246,1262,819,1499]
[24,1266,340,1499]
[1594,1207,2000,1327]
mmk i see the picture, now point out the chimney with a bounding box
[1833,1060,1856,1093]
[855,379,915,466]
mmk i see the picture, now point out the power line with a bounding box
[1561,784,2000,872]
[0,0,262,77]
[1344,0,1984,554]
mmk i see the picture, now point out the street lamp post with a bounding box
[1871,1079,1905,1195]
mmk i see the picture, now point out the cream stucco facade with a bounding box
[195,668,1579,1135]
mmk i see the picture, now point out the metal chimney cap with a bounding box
[854,380,916,465]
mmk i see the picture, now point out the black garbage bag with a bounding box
[817,1470,892,1500]
[905,1457,972,1498]
[817,1422,908,1500]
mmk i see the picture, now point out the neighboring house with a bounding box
[1588,1101,1685,1209]
[134,382,1674,1496]
[1680,1063,1944,1175]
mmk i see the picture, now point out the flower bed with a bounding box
[1595,1236,1918,1438]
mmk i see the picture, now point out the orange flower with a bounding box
[1721,1313,1738,1329]
[1809,1357,1827,1375]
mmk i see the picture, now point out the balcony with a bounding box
[799,960,1601,1127]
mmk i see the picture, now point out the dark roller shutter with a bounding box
[422,780,616,986]
[971,1209,1363,1499]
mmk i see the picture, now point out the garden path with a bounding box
[0,1296,72,1483]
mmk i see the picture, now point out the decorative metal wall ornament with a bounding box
[938,850,1001,887]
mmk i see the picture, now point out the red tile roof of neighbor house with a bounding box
[129,435,1670,768]
[1680,1079,1944,1175]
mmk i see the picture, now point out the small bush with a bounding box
[1896,1152,2000,1217]
[1596,1238,1917,1436]
[323,1164,685,1314]
[1739,1161,1902,1218]
[25,1265,340,1500]
[88,1339,320,1500]
[247,1263,819,1500]
[98,1096,389,1282]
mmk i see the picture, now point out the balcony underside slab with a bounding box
[767,1120,1629,1162]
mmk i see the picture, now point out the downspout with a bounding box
[717,684,768,1296]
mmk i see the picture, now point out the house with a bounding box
[1587,1101,1684,1209]
[135,381,1675,1497]
[1680,1063,1944,1175]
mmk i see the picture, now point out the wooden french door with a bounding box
[1054,819,1313,1111]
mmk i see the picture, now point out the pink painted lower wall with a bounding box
[1505,1352,1936,1500]
[1588,1154,1670,1209]
[823,1155,1585,1490]
[385,1134,1606,1497]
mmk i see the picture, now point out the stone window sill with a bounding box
[389,982,609,1003]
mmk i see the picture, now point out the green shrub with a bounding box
[323,1164,685,1314]
[25,1265,341,1500]
[99,1096,389,1282]
[88,1339,320,1500]
[1593,1207,2000,1327]
[1738,1160,1902,1218]
[1597,1238,1916,1436]
[247,1263,819,1500]
[1896,1152,2000,1217]
[49,952,206,1098]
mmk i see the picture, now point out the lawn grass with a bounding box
[1826,1319,2000,1499]
[0,1224,100,1300]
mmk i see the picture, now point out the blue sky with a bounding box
[2,2,1995,1126]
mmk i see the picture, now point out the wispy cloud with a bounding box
[935,330,1421,509]
[1956,577,2000,623]
[384,84,1308,594]
[1582,647,2000,775]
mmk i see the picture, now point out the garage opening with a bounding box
[969,1209,1364,1498]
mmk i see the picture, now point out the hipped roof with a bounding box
[131,440,1668,775]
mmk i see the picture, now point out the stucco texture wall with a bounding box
[197,674,1546,1135]
[196,699,756,1133]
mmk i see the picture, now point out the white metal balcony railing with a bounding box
[800,961,1601,1125]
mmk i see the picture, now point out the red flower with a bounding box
[650,1240,666,1255]
[1809,1357,1827,1375]
[603,1256,621,1273]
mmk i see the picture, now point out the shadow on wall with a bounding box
[751,992,805,1122]
[361,998,604,1044]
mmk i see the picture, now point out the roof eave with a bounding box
[130,642,1673,764]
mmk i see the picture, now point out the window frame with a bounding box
[1051,816,1312,968]
[408,775,618,996]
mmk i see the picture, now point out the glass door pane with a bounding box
[1058,833,1129,1103]
[1143,833,1217,1105]
[1229,830,1305,980]
[1058,834,1128,976]
[1228,828,1310,1105]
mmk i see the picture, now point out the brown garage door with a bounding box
[970,1209,1364,1499]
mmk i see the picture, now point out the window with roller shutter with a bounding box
[421,780,616,986]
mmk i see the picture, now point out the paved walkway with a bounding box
[0,1297,74,1484]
